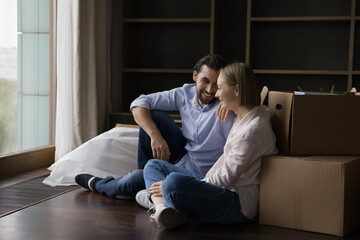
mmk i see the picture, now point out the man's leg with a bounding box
[93,169,145,198]
[137,110,186,169]
[161,172,249,224]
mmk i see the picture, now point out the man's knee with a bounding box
[150,110,168,121]
[138,110,167,140]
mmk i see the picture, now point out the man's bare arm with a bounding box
[216,102,231,122]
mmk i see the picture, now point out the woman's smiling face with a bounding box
[215,72,238,111]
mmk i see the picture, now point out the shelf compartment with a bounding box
[123,68,192,74]
[123,18,211,23]
[216,0,247,62]
[256,74,349,92]
[123,0,212,18]
[250,21,350,71]
[354,22,360,70]
[120,72,194,112]
[251,16,352,22]
[123,22,210,69]
[251,0,352,18]
[353,75,360,90]
[254,69,349,75]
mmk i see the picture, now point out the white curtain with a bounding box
[55,0,112,160]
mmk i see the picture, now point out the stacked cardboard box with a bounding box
[259,91,360,236]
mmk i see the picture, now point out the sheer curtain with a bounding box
[55,0,112,160]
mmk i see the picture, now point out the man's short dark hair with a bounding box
[193,54,227,73]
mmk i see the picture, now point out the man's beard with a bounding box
[197,90,216,106]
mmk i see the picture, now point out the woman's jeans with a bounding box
[94,110,186,198]
[144,159,249,224]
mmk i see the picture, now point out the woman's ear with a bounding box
[193,70,198,82]
[235,84,239,97]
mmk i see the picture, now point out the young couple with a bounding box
[75,54,278,229]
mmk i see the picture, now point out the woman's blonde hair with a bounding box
[220,62,260,107]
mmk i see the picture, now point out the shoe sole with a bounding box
[115,195,134,200]
[157,208,188,229]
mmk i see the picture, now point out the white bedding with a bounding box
[43,127,139,187]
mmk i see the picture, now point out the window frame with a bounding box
[0,0,56,178]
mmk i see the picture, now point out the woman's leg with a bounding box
[143,159,204,208]
[94,169,145,198]
[143,159,203,191]
[137,110,187,169]
[161,172,249,224]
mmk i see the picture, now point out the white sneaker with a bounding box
[135,189,154,209]
[152,203,188,229]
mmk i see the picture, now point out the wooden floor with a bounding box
[0,167,50,189]
[1,169,360,240]
[0,175,78,217]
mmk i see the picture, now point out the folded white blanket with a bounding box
[43,127,139,187]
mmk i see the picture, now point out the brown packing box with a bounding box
[267,91,360,155]
[259,155,360,236]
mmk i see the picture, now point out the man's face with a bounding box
[193,65,220,107]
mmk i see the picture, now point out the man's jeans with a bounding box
[144,159,249,224]
[94,110,187,198]
[137,110,186,169]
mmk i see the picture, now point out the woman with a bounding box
[137,62,278,229]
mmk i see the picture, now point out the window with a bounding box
[0,0,53,156]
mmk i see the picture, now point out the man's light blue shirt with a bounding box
[130,83,235,176]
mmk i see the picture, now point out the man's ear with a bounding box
[193,70,197,82]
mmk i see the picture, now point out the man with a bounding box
[75,54,235,199]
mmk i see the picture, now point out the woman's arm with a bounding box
[204,138,261,188]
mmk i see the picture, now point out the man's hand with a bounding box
[217,102,231,122]
[151,136,171,162]
[149,180,164,197]
[132,107,171,161]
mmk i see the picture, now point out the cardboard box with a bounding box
[268,91,360,155]
[259,155,360,236]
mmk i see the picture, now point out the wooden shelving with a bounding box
[110,0,216,125]
[250,16,352,22]
[246,0,359,91]
[123,18,211,23]
[254,70,350,75]
[109,0,360,126]
[123,68,193,74]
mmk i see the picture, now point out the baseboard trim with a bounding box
[0,146,55,178]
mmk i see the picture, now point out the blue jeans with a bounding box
[95,169,145,198]
[144,159,249,224]
[137,110,186,169]
[94,110,186,198]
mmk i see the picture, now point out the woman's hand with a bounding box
[149,180,164,197]
[217,102,231,122]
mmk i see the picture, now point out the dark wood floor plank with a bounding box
[0,167,50,189]
[0,176,78,217]
[1,188,359,240]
